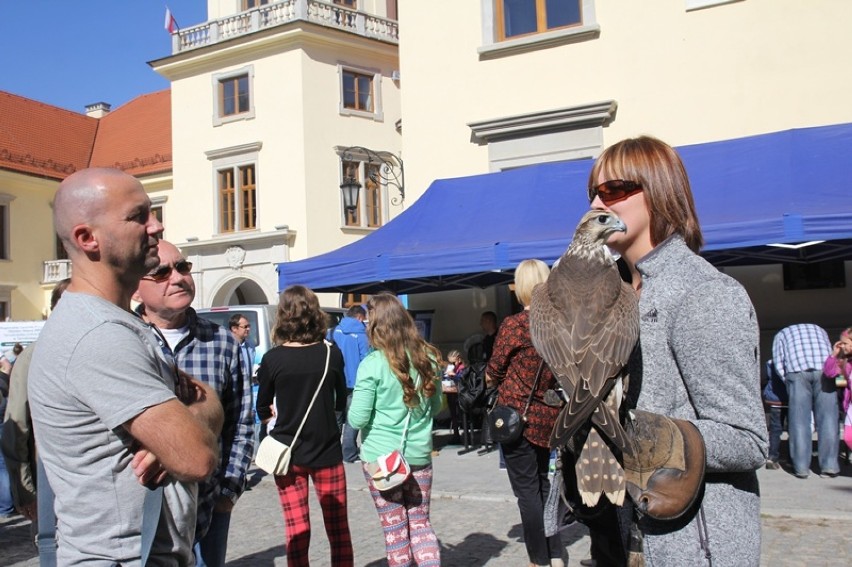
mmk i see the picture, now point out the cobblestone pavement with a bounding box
[3,437,852,566]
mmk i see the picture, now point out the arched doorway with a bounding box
[210,277,270,306]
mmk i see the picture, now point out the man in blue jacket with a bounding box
[333,305,370,462]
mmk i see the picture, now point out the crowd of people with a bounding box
[0,135,848,567]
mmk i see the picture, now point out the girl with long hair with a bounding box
[347,293,444,566]
[256,285,353,566]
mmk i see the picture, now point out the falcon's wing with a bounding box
[530,255,639,443]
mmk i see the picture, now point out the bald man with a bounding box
[28,168,223,566]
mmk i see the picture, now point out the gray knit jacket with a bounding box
[628,235,768,567]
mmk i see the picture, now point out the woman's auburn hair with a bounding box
[589,135,704,253]
[366,293,443,407]
[272,285,327,345]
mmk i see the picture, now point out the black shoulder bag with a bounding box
[487,360,545,444]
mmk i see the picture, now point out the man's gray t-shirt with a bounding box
[28,292,197,566]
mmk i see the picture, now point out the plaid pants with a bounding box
[362,463,441,567]
[275,462,354,567]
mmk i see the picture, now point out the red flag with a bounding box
[164,7,179,34]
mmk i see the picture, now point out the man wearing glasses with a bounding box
[229,314,256,384]
[29,168,223,565]
[135,240,254,567]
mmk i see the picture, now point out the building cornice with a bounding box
[468,101,617,143]
[179,227,296,253]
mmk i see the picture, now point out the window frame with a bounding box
[0,193,15,261]
[206,143,262,235]
[149,196,166,240]
[339,157,387,230]
[685,0,743,10]
[217,163,257,234]
[480,0,599,58]
[242,0,269,11]
[342,293,370,309]
[495,0,583,42]
[338,64,384,121]
[212,65,256,126]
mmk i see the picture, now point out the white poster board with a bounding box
[0,321,47,349]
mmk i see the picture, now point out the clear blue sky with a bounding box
[1,1,208,113]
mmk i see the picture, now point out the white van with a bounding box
[195,304,346,363]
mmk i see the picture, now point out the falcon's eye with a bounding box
[596,214,610,225]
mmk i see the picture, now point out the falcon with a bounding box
[530,209,639,507]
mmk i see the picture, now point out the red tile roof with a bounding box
[90,90,172,177]
[0,91,97,179]
[0,89,171,181]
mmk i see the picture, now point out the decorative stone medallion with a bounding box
[225,246,246,269]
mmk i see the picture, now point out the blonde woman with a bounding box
[348,293,444,566]
[486,259,563,567]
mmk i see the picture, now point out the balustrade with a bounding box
[171,0,397,54]
[43,260,72,284]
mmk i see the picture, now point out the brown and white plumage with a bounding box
[530,210,639,507]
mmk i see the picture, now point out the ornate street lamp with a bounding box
[338,146,405,208]
[339,176,362,212]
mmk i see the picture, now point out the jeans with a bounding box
[786,370,839,476]
[766,405,787,462]
[502,435,562,565]
[194,510,232,567]
[0,404,15,516]
[340,391,359,462]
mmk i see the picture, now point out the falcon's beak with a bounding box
[612,216,627,233]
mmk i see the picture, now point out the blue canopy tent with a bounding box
[277,123,852,294]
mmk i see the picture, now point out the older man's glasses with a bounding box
[144,260,193,282]
[588,179,643,205]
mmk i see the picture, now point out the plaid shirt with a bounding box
[144,308,255,540]
[772,323,832,380]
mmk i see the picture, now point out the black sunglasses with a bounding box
[144,260,193,282]
[588,179,643,205]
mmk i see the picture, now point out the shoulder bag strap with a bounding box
[398,408,413,452]
[290,341,332,448]
[397,370,423,452]
[521,360,546,419]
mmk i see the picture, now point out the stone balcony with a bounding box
[171,0,399,54]
[43,260,72,284]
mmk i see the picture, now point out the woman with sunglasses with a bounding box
[587,137,767,566]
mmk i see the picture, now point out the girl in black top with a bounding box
[256,285,353,566]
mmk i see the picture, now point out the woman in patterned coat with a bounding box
[487,259,564,567]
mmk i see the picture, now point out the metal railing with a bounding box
[43,260,72,284]
[172,0,398,54]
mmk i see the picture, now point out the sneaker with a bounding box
[579,558,597,567]
[820,471,839,478]
[794,472,809,479]
[765,460,781,470]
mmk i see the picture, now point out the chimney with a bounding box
[85,102,111,118]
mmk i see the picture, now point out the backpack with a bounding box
[457,361,487,415]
